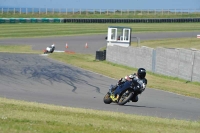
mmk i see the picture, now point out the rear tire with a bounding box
[118,91,133,105]
[103,93,112,104]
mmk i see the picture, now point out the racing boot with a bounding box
[131,95,138,102]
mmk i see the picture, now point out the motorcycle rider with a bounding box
[45,44,55,53]
[110,68,147,102]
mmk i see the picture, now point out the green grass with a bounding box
[0,23,200,38]
[0,45,41,53]
[49,52,200,99]
[1,12,200,18]
[131,37,200,50]
[1,44,199,99]
[0,22,200,132]
[1,97,200,133]
[0,23,200,98]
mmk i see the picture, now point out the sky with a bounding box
[0,0,200,9]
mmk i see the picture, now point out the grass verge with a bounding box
[49,52,200,99]
[0,45,200,99]
[1,13,200,18]
[0,97,200,133]
[0,23,200,38]
[132,37,200,50]
[0,44,200,132]
[0,45,41,54]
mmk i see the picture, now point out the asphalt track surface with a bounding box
[1,31,199,54]
[0,32,200,121]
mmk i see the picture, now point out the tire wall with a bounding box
[1,18,200,23]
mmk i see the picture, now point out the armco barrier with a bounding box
[1,18,200,23]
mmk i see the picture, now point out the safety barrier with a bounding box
[106,46,200,82]
[1,18,200,23]
[0,18,64,23]
[95,50,106,61]
[63,18,200,23]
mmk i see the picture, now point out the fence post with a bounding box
[26,8,27,14]
[152,49,156,73]
[46,8,47,15]
[20,8,21,14]
[7,8,9,14]
[66,8,67,15]
[191,52,196,82]
[100,9,101,15]
[73,8,74,15]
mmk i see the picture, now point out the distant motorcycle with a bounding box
[103,80,135,105]
[44,44,55,54]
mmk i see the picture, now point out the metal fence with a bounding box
[1,8,200,15]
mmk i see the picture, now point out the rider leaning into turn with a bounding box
[110,68,147,102]
[46,44,55,52]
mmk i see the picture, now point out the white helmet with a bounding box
[51,44,55,47]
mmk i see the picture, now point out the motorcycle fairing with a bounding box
[114,81,132,95]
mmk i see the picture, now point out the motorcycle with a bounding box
[44,45,55,54]
[103,80,135,105]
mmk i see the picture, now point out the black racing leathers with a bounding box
[112,73,147,102]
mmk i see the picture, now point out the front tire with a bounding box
[103,93,112,104]
[118,91,133,105]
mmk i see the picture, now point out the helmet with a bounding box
[51,44,55,47]
[137,68,146,79]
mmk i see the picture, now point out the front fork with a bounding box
[109,85,116,94]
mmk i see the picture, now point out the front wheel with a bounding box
[103,93,112,104]
[118,91,133,105]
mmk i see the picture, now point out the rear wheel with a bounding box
[103,93,112,104]
[118,91,133,105]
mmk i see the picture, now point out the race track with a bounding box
[0,32,200,121]
[1,31,199,54]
